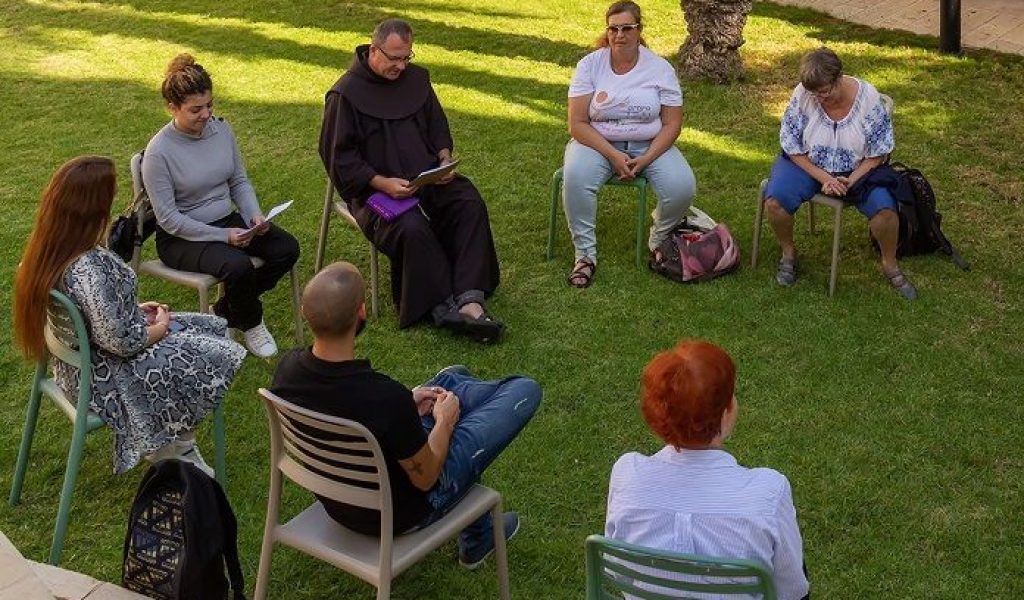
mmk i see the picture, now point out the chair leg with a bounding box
[752,190,765,270]
[289,267,303,346]
[376,580,391,600]
[370,247,380,319]
[828,205,842,297]
[492,500,510,600]
[213,404,226,486]
[315,182,334,273]
[49,415,90,565]
[253,471,283,600]
[9,363,46,506]
[200,283,213,314]
[546,170,562,260]
[634,179,647,268]
[808,201,817,235]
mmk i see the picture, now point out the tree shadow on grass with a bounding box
[82,0,589,67]
[4,0,574,120]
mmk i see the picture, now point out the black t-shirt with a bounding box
[270,349,431,535]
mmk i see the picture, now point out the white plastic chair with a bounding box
[128,152,303,344]
[254,388,510,600]
[314,179,380,318]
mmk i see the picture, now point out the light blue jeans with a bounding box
[562,139,697,261]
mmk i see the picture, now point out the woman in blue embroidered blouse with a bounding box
[762,47,916,299]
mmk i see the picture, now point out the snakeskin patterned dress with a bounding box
[54,247,246,474]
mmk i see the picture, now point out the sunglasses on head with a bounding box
[606,23,641,34]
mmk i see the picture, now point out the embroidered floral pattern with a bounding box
[862,103,894,158]
[777,79,894,174]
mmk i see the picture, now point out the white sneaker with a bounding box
[243,320,278,358]
[179,443,215,478]
[145,439,192,464]
[144,440,214,478]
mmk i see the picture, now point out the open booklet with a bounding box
[409,159,461,188]
[238,199,294,239]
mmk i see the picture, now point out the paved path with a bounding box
[767,0,1024,55]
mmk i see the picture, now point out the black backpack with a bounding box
[122,460,246,600]
[872,162,970,270]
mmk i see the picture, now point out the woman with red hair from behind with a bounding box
[605,340,810,599]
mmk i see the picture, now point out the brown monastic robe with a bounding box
[319,45,500,328]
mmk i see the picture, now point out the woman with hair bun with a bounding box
[142,53,299,358]
[13,156,246,475]
[605,340,810,599]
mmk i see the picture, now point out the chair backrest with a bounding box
[44,290,95,424]
[881,93,894,117]
[258,388,396,537]
[44,289,91,371]
[128,152,155,270]
[585,535,777,600]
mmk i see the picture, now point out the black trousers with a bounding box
[352,177,500,328]
[155,213,300,330]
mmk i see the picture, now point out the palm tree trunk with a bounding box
[677,0,753,83]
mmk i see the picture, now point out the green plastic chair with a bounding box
[546,167,650,268]
[585,535,777,600]
[8,289,226,565]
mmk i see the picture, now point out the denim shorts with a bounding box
[763,153,896,219]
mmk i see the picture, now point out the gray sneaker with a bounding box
[885,268,918,300]
[776,256,797,286]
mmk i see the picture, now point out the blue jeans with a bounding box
[413,367,542,552]
[562,139,697,261]
[763,153,896,219]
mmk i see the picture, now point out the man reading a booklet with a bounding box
[318,18,504,343]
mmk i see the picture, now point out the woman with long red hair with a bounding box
[605,340,810,599]
[13,155,245,475]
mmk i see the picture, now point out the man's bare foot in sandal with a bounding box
[567,257,596,288]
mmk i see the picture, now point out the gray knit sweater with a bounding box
[141,118,261,243]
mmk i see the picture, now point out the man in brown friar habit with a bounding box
[318,18,504,344]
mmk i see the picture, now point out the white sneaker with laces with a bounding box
[243,320,278,358]
[179,443,215,478]
[144,439,191,464]
[144,439,214,478]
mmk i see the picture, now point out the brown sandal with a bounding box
[567,257,597,288]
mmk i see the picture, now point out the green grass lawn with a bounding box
[2,0,1023,598]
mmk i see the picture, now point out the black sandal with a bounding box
[567,257,596,288]
[439,309,505,344]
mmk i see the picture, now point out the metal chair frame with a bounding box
[547,166,650,268]
[314,179,380,318]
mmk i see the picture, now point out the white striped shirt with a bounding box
[605,447,810,600]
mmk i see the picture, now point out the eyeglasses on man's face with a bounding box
[606,23,641,35]
[374,45,415,64]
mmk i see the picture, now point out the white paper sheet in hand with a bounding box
[239,199,294,239]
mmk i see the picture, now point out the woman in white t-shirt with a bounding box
[562,1,696,288]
